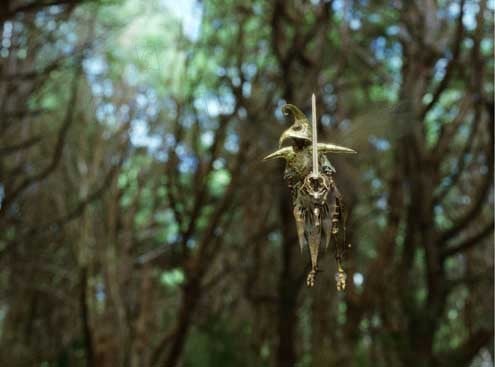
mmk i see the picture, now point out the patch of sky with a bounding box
[201,130,214,147]
[241,63,257,81]
[447,2,461,18]
[176,112,193,130]
[155,150,168,162]
[84,56,106,77]
[231,75,242,88]
[199,95,235,117]
[433,58,448,82]
[102,79,113,98]
[160,0,202,41]
[353,272,364,286]
[349,18,361,30]
[368,13,381,23]
[364,168,375,181]
[164,133,176,147]
[1,38,10,49]
[216,67,227,77]
[212,158,225,170]
[1,23,11,57]
[274,99,287,121]
[323,93,337,109]
[268,231,281,243]
[481,38,493,55]
[175,144,198,173]
[339,118,352,132]
[118,104,131,121]
[371,36,387,60]
[371,178,382,190]
[95,281,106,303]
[321,114,332,127]
[124,63,140,86]
[130,119,162,150]
[237,107,247,120]
[96,103,116,124]
[225,132,239,153]
[34,11,51,28]
[324,83,334,94]
[388,43,403,73]
[136,93,148,109]
[368,136,391,151]
[386,25,400,36]
[48,4,64,15]
[332,0,345,13]
[462,38,474,50]
[376,196,387,210]
[2,21,13,39]
[462,2,479,31]
[242,82,252,98]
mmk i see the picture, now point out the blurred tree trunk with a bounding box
[276,188,299,367]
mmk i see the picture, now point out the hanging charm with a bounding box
[264,95,356,289]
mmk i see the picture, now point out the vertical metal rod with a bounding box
[312,93,318,176]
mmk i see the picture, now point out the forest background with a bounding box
[0,0,493,366]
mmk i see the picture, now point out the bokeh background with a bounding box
[0,0,493,366]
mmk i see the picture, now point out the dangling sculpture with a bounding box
[264,95,356,289]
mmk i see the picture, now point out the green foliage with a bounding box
[184,320,253,367]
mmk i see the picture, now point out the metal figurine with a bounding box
[264,95,356,289]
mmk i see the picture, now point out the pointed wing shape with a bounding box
[262,146,295,161]
[263,143,355,161]
[316,143,357,155]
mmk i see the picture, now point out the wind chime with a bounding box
[264,95,356,289]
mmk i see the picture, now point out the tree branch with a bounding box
[434,100,480,204]
[440,105,494,244]
[0,60,82,217]
[420,0,465,119]
[441,221,494,259]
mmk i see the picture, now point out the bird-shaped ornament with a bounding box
[264,95,356,289]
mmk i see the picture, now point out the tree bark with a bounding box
[80,267,95,367]
[276,188,298,367]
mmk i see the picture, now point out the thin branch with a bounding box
[0,0,90,22]
[434,101,480,204]
[441,221,494,259]
[0,61,82,217]
[420,0,465,119]
[440,102,494,244]
[0,136,41,156]
[434,97,471,158]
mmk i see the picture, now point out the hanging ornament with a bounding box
[264,94,356,289]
